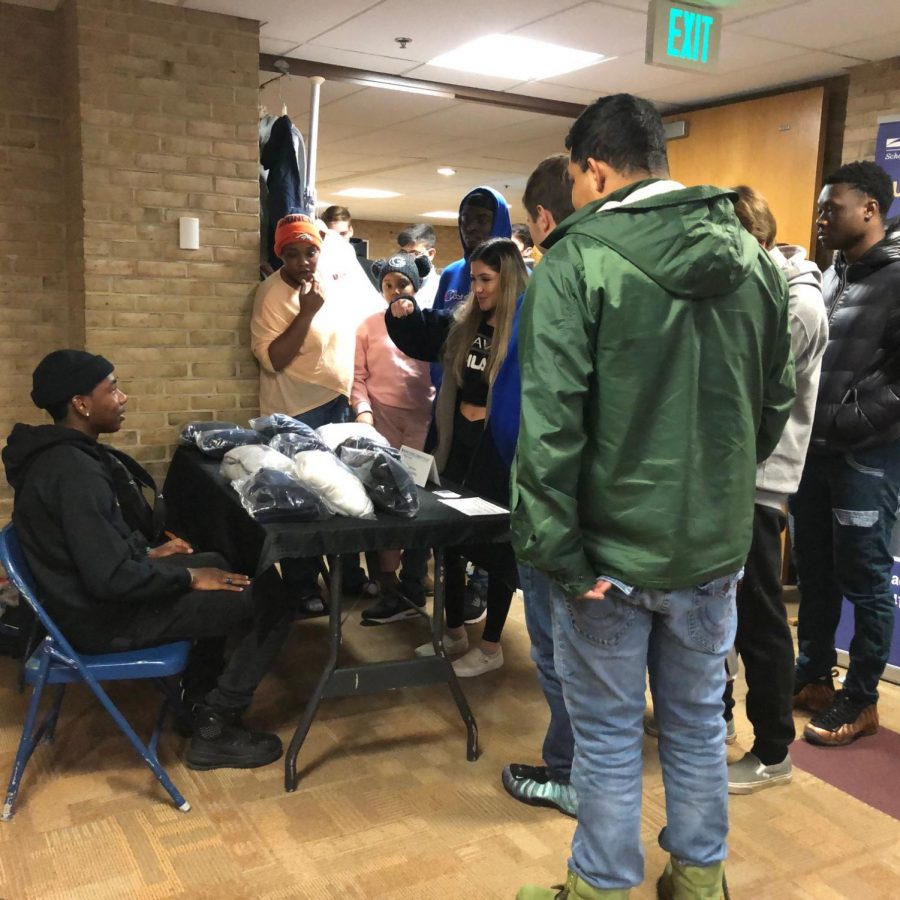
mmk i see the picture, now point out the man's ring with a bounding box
[225,577,233,585]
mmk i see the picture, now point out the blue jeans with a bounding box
[550,571,739,890]
[790,443,900,705]
[294,395,350,430]
[518,565,574,781]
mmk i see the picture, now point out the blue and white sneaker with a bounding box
[501,764,578,818]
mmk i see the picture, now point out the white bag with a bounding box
[292,450,375,518]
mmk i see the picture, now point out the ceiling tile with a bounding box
[287,43,424,76]
[260,37,300,56]
[304,0,586,65]
[400,63,525,92]
[544,50,703,93]
[729,0,900,53]
[513,2,648,58]
[649,50,855,105]
[510,80,604,105]
[829,30,900,62]
[188,0,380,38]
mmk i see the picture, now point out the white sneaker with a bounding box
[452,645,504,677]
[414,631,469,657]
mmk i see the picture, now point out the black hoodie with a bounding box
[813,217,900,451]
[2,424,191,646]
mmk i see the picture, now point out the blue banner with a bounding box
[875,118,900,219]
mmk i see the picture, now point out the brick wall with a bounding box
[72,0,261,481]
[0,4,72,522]
[841,56,900,162]
[0,0,261,521]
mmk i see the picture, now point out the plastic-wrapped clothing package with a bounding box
[250,413,318,439]
[269,430,331,457]
[179,421,240,445]
[292,449,375,518]
[337,444,419,517]
[195,428,266,459]
[316,422,388,452]
[220,445,295,485]
[337,435,401,460]
[237,467,330,523]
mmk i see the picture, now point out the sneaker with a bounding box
[462,578,487,624]
[803,691,878,747]
[452,645,504,677]
[414,631,469,657]
[294,593,326,617]
[501,764,578,818]
[186,707,282,771]
[793,671,836,713]
[727,751,792,794]
[361,592,422,625]
[644,713,736,744]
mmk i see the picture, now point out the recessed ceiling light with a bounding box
[429,34,605,81]
[334,188,401,199]
[422,210,458,219]
[436,167,456,176]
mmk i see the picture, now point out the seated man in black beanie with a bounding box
[2,349,291,771]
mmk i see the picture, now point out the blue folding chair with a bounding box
[0,524,192,821]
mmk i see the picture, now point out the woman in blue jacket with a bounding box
[386,238,526,677]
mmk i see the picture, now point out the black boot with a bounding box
[186,706,282,771]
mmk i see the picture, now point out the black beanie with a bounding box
[373,252,431,293]
[31,350,114,410]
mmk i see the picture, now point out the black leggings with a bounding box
[444,542,517,643]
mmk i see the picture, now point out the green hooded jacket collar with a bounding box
[544,181,756,301]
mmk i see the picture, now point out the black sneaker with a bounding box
[398,578,427,607]
[361,592,423,625]
[462,596,487,625]
[186,708,282,770]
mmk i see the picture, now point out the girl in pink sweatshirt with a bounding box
[352,252,435,624]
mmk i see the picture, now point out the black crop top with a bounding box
[458,321,493,407]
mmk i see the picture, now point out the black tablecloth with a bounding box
[163,446,511,575]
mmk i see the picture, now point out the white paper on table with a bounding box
[438,496,508,517]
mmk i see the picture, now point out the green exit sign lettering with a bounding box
[646,0,722,74]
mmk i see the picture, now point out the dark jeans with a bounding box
[790,443,900,705]
[731,505,795,765]
[445,542,517,643]
[282,396,367,596]
[76,553,290,713]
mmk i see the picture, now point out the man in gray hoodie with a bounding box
[726,187,828,793]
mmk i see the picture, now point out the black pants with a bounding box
[445,542,517,643]
[73,553,291,714]
[731,505,795,764]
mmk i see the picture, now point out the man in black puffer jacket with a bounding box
[792,161,900,747]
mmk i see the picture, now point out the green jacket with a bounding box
[511,180,795,595]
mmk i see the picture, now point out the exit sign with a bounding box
[646,0,722,73]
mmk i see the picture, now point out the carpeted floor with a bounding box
[0,591,898,898]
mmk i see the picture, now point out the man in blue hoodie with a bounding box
[433,186,512,315]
